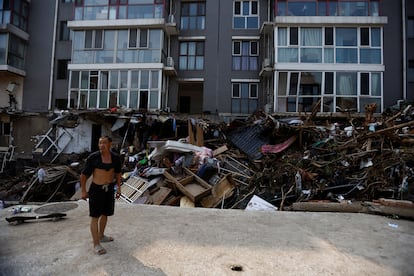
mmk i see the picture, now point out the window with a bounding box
[69,69,161,110]
[179,41,204,70]
[181,2,205,30]
[0,122,10,136]
[277,26,381,64]
[74,0,163,20]
[72,29,162,64]
[407,17,414,39]
[274,0,380,16]
[231,82,259,113]
[129,28,148,48]
[232,40,259,70]
[59,21,70,41]
[408,60,414,82]
[276,71,382,113]
[85,30,103,49]
[233,1,258,29]
[57,60,69,80]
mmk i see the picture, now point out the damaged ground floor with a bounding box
[0,100,414,219]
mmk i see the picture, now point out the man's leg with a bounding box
[98,215,108,239]
[90,217,100,246]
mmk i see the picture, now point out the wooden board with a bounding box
[164,168,212,202]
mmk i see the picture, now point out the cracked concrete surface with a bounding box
[0,200,413,276]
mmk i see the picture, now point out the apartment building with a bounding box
[0,0,413,162]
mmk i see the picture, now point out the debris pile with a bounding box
[1,102,414,219]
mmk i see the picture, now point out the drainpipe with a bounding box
[402,0,407,100]
[48,0,59,111]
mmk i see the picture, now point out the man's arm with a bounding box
[80,173,89,200]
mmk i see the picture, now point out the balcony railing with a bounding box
[74,3,165,20]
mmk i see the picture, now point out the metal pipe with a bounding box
[402,0,407,100]
[48,0,59,110]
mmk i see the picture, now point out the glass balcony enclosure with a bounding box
[74,0,166,20]
[275,0,380,17]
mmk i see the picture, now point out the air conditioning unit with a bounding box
[168,14,175,24]
[166,57,174,67]
[263,58,271,68]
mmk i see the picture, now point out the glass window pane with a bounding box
[151,70,159,88]
[290,27,298,45]
[336,28,357,46]
[242,2,249,15]
[336,72,357,95]
[141,70,149,89]
[289,72,299,95]
[131,71,139,88]
[247,17,258,29]
[104,30,115,49]
[324,48,334,63]
[234,1,241,15]
[234,17,245,29]
[110,71,118,89]
[119,90,127,107]
[149,91,158,108]
[195,57,203,70]
[278,48,298,62]
[179,56,187,70]
[360,28,369,46]
[371,28,381,46]
[301,48,322,63]
[301,28,322,46]
[371,73,381,96]
[129,29,137,47]
[130,91,138,108]
[99,90,108,108]
[71,71,80,88]
[232,84,240,97]
[117,30,128,49]
[361,73,369,95]
[120,71,128,88]
[336,48,357,63]
[278,72,288,95]
[180,43,187,55]
[325,27,333,45]
[89,90,97,108]
[277,2,286,16]
[325,72,333,94]
[360,49,381,64]
[289,2,316,16]
[278,28,287,46]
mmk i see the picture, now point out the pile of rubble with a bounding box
[1,102,414,218]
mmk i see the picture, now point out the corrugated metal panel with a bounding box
[229,124,269,160]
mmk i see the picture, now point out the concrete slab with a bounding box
[0,201,413,275]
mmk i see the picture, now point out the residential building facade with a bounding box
[0,0,413,160]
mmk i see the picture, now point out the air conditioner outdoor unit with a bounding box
[263,58,271,68]
[168,14,175,24]
[166,57,174,67]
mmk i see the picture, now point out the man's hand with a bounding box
[81,190,88,200]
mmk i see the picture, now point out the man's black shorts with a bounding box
[89,183,115,217]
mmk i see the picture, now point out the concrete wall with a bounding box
[405,0,414,101]
[52,1,74,109]
[382,0,404,108]
[13,115,50,156]
[22,0,56,112]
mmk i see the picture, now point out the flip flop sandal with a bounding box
[100,235,114,243]
[94,244,107,255]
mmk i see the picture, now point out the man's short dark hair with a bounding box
[101,135,112,142]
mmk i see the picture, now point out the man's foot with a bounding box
[94,244,107,255]
[100,235,114,243]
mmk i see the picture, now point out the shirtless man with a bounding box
[80,136,122,255]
